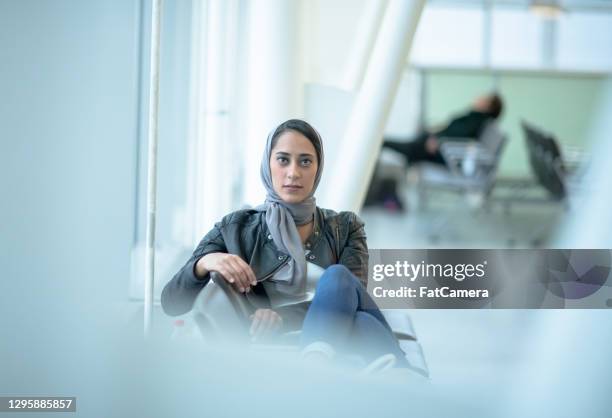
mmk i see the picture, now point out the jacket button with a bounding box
[278,255,285,260]
[308,254,316,260]
[267,234,272,240]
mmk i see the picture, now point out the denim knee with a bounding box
[316,264,359,294]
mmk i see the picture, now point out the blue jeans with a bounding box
[300,264,409,367]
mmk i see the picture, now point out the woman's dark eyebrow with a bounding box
[274,151,315,158]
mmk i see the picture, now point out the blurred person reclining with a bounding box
[366,93,504,210]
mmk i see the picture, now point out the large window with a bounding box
[412,5,484,67]
[491,9,543,68]
[130,0,244,302]
[411,1,612,73]
[557,12,612,71]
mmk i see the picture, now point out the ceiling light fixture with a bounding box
[530,0,566,19]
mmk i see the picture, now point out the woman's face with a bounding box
[270,130,318,204]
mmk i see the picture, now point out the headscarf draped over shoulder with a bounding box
[256,119,324,297]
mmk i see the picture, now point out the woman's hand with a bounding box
[249,309,283,342]
[198,253,257,293]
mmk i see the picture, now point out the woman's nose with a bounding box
[287,163,301,179]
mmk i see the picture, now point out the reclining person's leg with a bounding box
[383,132,430,164]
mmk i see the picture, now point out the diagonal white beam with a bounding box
[343,0,387,92]
[325,0,426,213]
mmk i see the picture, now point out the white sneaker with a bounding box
[300,341,336,366]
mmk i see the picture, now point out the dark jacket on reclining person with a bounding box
[381,110,495,168]
[161,207,368,330]
[433,110,494,141]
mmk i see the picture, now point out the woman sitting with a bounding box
[161,119,409,368]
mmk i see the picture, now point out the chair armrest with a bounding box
[197,273,302,345]
[380,309,417,341]
[190,273,252,341]
[381,309,430,377]
[439,141,497,177]
[209,272,253,319]
[559,142,589,175]
[439,141,496,164]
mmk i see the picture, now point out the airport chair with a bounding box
[191,272,429,376]
[400,122,506,242]
[412,121,507,211]
[494,121,585,213]
[489,121,587,246]
[524,121,567,200]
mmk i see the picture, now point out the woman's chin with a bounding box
[279,193,306,204]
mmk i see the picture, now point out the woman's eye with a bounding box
[277,157,289,165]
[301,159,312,167]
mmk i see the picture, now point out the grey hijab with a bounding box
[256,121,324,297]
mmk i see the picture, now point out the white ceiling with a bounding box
[429,0,612,12]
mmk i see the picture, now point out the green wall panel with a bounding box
[425,69,608,177]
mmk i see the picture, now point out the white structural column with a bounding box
[243,0,301,207]
[325,0,426,213]
[343,0,387,92]
[144,0,163,336]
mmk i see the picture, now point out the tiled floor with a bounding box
[359,186,571,384]
[361,186,566,249]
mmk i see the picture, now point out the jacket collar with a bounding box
[260,206,324,252]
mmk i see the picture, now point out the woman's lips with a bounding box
[283,185,303,192]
